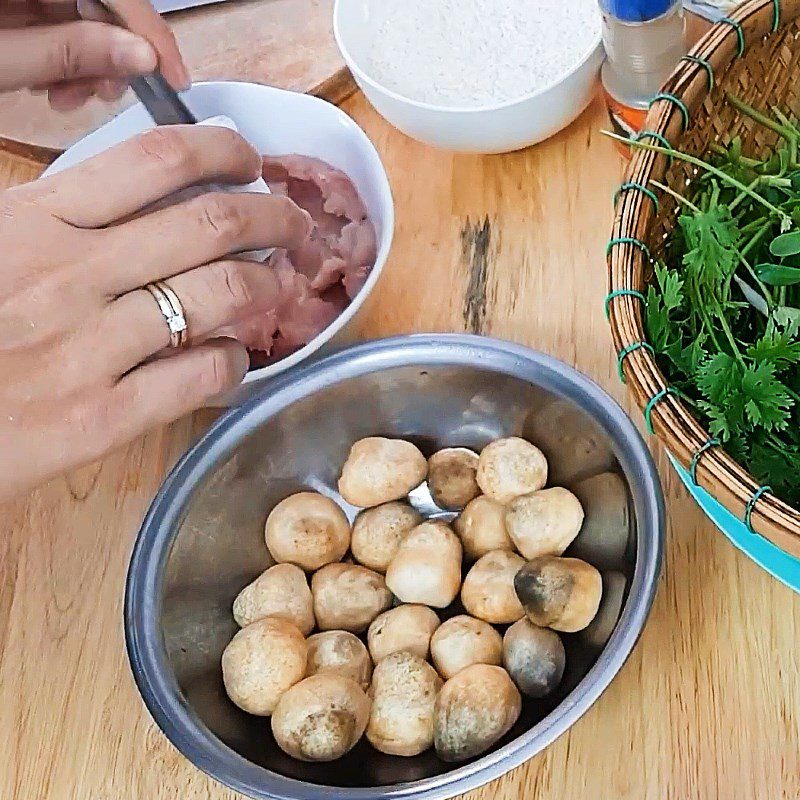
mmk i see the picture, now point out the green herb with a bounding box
[605,98,800,504]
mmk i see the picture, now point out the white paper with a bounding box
[149,0,229,14]
[198,115,273,262]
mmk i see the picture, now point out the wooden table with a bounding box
[2,91,799,800]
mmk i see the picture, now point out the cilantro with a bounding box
[638,100,800,504]
[741,362,793,432]
[746,331,800,364]
[680,206,740,289]
[654,262,684,311]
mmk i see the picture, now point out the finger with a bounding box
[102,259,281,374]
[95,77,128,101]
[49,337,247,473]
[80,0,190,89]
[29,1,84,23]
[29,125,263,228]
[48,80,96,111]
[101,192,310,294]
[46,76,127,101]
[0,2,78,26]
[0,22,156,92]
[76,0,113,22]
[109,339,248,444]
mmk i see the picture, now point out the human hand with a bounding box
[0,0,188,110]
[0,125,310,500]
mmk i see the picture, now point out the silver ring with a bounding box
[144,280,187,348]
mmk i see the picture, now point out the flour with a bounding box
[366,0,601,108]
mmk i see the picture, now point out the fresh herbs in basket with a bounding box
[610,98,800,504]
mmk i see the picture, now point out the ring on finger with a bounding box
[144,280,188,348]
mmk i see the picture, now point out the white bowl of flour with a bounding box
[334,0,603,153]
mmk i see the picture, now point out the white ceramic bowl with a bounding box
[42,81,395,405]
[333,0,604,153]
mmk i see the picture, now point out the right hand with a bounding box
[0,124,310,501]
[0,0,189,110]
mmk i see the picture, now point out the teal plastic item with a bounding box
[669,455,800,592]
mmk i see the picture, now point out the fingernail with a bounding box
[228,342,250,378]
[96,79,128,102]
[110,29,157,74]
[176,61,192,91]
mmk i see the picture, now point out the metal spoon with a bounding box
[128,72,197,126]
[94,0,197,125]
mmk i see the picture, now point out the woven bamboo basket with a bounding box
[608,0,800,559]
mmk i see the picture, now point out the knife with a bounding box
[94,0,197,125]
[129,73,198,125]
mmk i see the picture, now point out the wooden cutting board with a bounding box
[0,0,354,162]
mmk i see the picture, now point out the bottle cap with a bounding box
[599,0,676,22]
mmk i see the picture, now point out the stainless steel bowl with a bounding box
[125,335,664,800]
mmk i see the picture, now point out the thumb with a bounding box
[0,22,156,92]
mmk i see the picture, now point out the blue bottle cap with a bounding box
[599,0,676,22]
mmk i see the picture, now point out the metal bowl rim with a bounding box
[125,333,665,800]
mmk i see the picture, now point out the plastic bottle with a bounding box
[599,0,687,150]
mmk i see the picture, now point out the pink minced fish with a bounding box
[221,155,376,362]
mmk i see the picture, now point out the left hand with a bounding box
[0,0,189,110]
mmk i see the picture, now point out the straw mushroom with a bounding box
[503,618,565,698]
[476,437,548,503]
[368,604,440,663]
[433,664,521,762]
[514,555,602,632]
[271,675,370,762]
[265,492,350,572]
[338,437,427,507]
[312,563,393,633]
[454,495,514,560]
[581,571,628,650]
[427,448,480,510]
[366,652,442,756]
[504,487,585,561]
[232,563,315,634]
[461,550,526,624]
[570,472,631,570]
[350,502,423,573]
[385,521,462,608]
[306,631,373,690]
[526,398,615,485]
[429,615,503,680]
[221,617,307,716]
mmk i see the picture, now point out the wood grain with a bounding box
[1,92,799,800]
[0,0,353,153]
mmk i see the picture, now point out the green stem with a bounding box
[727,93,797,141]
[741,221,771,258]
[730,177,760,212]
[602,130,790,222]
[649,179,700,212]
[710,143,759,166]
[762,176,792,188]
[714,302,745,366]
[772,107,797,136]
[691,274,723,352]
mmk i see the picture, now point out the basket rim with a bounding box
[607,0,800,558]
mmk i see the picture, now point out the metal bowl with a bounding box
[125,335,664,800]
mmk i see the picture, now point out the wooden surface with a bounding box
[2,91,800,800]
[0,0,352,154]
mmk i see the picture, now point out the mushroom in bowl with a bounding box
[126,334,663,800]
